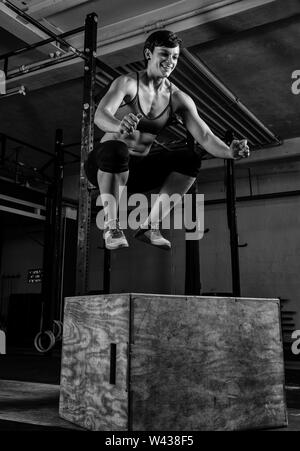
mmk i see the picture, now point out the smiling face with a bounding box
[146,45,180,78]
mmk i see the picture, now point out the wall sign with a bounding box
[27,269,43,284]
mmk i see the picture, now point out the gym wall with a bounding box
[200,158,300,331]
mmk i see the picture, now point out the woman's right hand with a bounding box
[119,113,143,135]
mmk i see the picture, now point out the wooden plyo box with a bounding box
[59,294,287,431]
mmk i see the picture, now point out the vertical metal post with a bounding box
[103,248,111,294]
[225,130,241,296]
[41,129,64,331]
[41,185,55,331]
[76,13,98,295]
[3,58,8,76]
[184,132,201,295]
[0,222,3,321]
[0,134,6,166]
[14,146,21,183]
[53,129,64,320]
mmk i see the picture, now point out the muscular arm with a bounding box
[94,76,128,133]
[174,91,233,159]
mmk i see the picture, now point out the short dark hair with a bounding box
[143,30,182,64]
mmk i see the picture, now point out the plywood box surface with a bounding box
[59,294,287,431]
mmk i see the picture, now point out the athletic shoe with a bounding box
[103,220,129,250]
[134,223,171,250]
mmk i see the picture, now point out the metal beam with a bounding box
[0,85,26,98]
[52,128,64,322]
[6,52,77,82]
[0,194,45,221]
[75,13,97,296]
[5,52,114,93]
[0,1,62,55]
[0,193,45,210]
[0,205,45,220]
[0,25,85,61]
[1,0,87,61]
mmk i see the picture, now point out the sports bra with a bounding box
[114,72,175,135]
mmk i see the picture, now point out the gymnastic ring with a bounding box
[53,320,63,341]
[34,330,56,353]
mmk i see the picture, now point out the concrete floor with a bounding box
[0,380,299,431]
[0,354,299,431]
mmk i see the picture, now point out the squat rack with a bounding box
[0,1,100,298]
[0,1,100,353]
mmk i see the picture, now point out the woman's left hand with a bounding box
[230,139,250,159]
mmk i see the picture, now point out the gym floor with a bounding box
[0,354,299,431]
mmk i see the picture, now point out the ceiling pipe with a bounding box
[181,48,282,145]
[178,56,277,143]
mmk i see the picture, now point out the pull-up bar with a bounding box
[1,0,89,62]
[0,26,85,61]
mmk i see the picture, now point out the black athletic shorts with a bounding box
[84,141,202,193]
